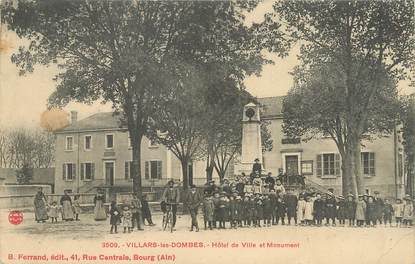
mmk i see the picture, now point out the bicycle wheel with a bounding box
[162,214,168,231]
[169,211,174,233]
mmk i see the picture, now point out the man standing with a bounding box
[131,193,144,231]
[373,191,384,225]
[252,158,262,175]
[161,180,180,229]
[184,184,203,231]
[264,172,275,191]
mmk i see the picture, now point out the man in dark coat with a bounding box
[252,158,262,175]
[184,184,203,232]
[283,188,298,225]
[235,177,245,196]
[264,172,275,191]
[141,194,155,226]
[161,180,180,229]
[373,191,385,225]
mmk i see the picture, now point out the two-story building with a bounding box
[258,96,406,198]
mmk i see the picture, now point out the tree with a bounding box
[274,0,414,195]
[16,163,33,184]
[2,0,287,193]
[400,94,415,196]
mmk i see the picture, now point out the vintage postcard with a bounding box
[0,0,414,263]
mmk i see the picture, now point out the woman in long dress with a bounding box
[94,192,107,221]
[34,187,48,223]
[60,190,74,221]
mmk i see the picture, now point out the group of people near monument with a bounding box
[33,158,414,232]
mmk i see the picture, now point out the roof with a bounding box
[257,96,285,117]
[57,96,285,133]
[56,112,125,133]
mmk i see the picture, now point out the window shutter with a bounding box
[335,154,341,177]
[145,161,149,179]
[62,164,66,180]
[72,164,76,179]
[91,163,95,180]
[80,163,84,180]
[316,155,322,177]
[125,162,129,180]
[371,153,375,176]
[157,161,162,179]
[130,162,134,179]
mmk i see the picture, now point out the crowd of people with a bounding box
[32,159,414,233]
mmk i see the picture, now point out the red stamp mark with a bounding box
[8,210,23,225]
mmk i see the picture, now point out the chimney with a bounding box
[70,111,78,124]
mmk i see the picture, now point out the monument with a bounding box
[236,102,263,175]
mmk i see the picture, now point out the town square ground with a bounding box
[0,211,413,264]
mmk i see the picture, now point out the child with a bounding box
[275,197,286,225]
[366,196,377,227]
[383,199,394,227]
[203,195,214,230]
[355,195,367,227]
[313,194,325,226]
[235,196,243,227]
[48,201,59,223]
[269,190,278,225]
[248,195,256,227]
[393,198,404,227]
[284,188,298,225]
[72,195,81,221]
[217,193,228,229]
[122,205,133,233]
[304,196,314,226]
[242,196,250,227]
[109,201,121,234]
[336,195,347,226]
[213,192,221,228]
[228,196,238,229]
[255,195,263,227]
[403,195,414,227]
[325,193,337,226]
[262,195,272,227]
[345,194,356,227]
[296,195,306,226]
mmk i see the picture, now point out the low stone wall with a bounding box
[0,184,52,209]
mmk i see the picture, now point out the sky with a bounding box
[0,0,413,128]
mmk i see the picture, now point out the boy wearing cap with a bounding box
[229,196,238,229]
[325,190,337,226]
[203,194,214,230]
[345,194,356,227]
[284,188,298,225]
[254,193,263,227]
[366,196,377,227]
[313,194,325,226]
[337,195,347,226]
[373,191,385,225]
[262,195,272,227]
[275,196,286,225]
[383,199,393,227]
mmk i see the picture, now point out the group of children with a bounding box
[200,186,414,230]
[47,194,81,223]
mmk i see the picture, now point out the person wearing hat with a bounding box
[161,180,180,229]
[383,198,393,227]
[392,198,404,227]
[217,192,229,229]
[373,191,385,225]
[283,187,298,225]
[366,196,377,227]
[212,192,221,228]
[264,172,275,191]
[109,201,121,234]
[184,184,203,232]
[202,194,215,230]
[345,194,356,227]
[204,180,216,196]
[403,195,413,227]
[355,195,367,227]
[228,195,238,229]
[337,195,347,226]
[325,190,337,226]
[252,158,262,176]
[313,193,325,226]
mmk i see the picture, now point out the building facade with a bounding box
[54,97,406,198]
[258,96,406,198]
[54,112,221,195]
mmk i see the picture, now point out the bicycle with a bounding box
[162,202,178,233]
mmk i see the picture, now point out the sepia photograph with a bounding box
[0,0,414,263]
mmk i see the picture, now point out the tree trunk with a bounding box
[132,134,143,196]
[341,153,353,196]
[181,159,189,190]
[352,139,364,194]
[206,153,214,182]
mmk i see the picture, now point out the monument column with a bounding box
[236,102,263,175]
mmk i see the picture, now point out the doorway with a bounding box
[104,161,115,186]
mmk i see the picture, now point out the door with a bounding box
[104,162,114,186]
[285,155,299,176]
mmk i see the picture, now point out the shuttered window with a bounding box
[145,160,162,179]
[361,152,375,176]
[81,163,94,180]
[63,163,76,180]
[316,154,340,177]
